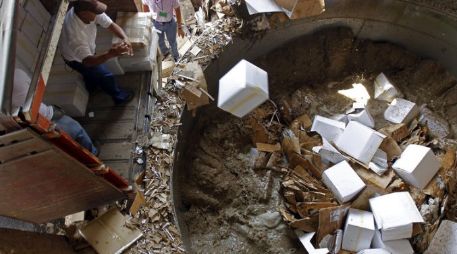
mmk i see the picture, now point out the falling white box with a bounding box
[348,109,375,128]
[374,73,401,102]
[311,115,346,143]
[322,161,366,203]
[342,208,375,252]
[392,144,440,189]
[335,121,385,164]
[369,192,424,241]
[218,59,269,118]
[372,230,414,254]
[384,98,419,124]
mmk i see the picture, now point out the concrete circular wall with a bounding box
[172,0,457,250]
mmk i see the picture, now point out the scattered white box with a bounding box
[374,73,402,102]
[372,230,414,254]
[311,115,346,143]
[357,249,390,254]
[369,149,388,175]
[425,220,457,254]
[392,144,440,189]
[322,161,365,203]
[296,231,329,254]
[384,98,419,124]
[342,208,375,252]
[331,114,348,124]
[44,78,89,117]
[218,59,269,118]
[315,138,346,164]
[348,109,375,128]
[24,0,51,29]
[335,121,385,165]
[369,192,424,241]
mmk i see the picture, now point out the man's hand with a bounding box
[122,39,134,56]
[177,25,185,38]
[109,42,131,57]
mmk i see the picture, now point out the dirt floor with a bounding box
[178,27,457,253]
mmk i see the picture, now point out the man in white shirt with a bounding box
[60,0,134,105]
[143,0,184,62]
[13,68,98,155]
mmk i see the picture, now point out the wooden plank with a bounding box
[0,138,51,163]
[0,149,124,223]
[0,128,35,146]
[105,161,131,180]
[0,228,75,254]
[99,142,133,161]
[84,122,136,140]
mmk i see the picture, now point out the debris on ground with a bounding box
[178,25,457,252]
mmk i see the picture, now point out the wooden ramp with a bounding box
[77,72,154,183]
[0,128,124,224]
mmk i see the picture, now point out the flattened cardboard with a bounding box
[80,208,143,254]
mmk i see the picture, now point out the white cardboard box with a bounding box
[392,144,440,189]
[425,220,457,254]
[322,161,366,204]
[369,192,424,241]
[311,115,346,143]
[372,230,414,254]
[119,29,159,72]
[374,73,401,102]
[218,59,269,118]
[357,249,390,254]
[335,121,385,164]
[384,98,419,124]
[44,77,89,117]
[342,208,375,252]
[95,29,125,75]
[348,109,375,128]
[315,138,346,164]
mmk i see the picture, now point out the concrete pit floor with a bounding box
[177,27,457,253]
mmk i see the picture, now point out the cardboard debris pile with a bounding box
[245,72,457,253]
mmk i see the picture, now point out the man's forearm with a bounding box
[82,52,113,67]
[175,7,183,27]
[108,23,129,40]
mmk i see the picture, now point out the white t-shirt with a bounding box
[13,69,54,120]
[143,0,179,22]
[60,7,113,63]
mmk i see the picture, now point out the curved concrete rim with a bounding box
[171,0,457,251]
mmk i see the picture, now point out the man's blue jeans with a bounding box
[65,61,130,104]
[55,115,97,155]
[153,18,179,61]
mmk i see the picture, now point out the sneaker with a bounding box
[93,140,101,157]
[114,90,135,105]
[173,54,181,62]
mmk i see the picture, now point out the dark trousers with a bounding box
[65,61,129,103]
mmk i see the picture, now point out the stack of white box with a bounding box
[218,59,269,118]
[95,28,125,75]
[115,12,159,72]
[392,144,440,189]
[15,0,51,78]
[342,208,375,252]
[369,192,424,241]
[44,54,89,117]
[321,161,366,204]
[335,121,386,165]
